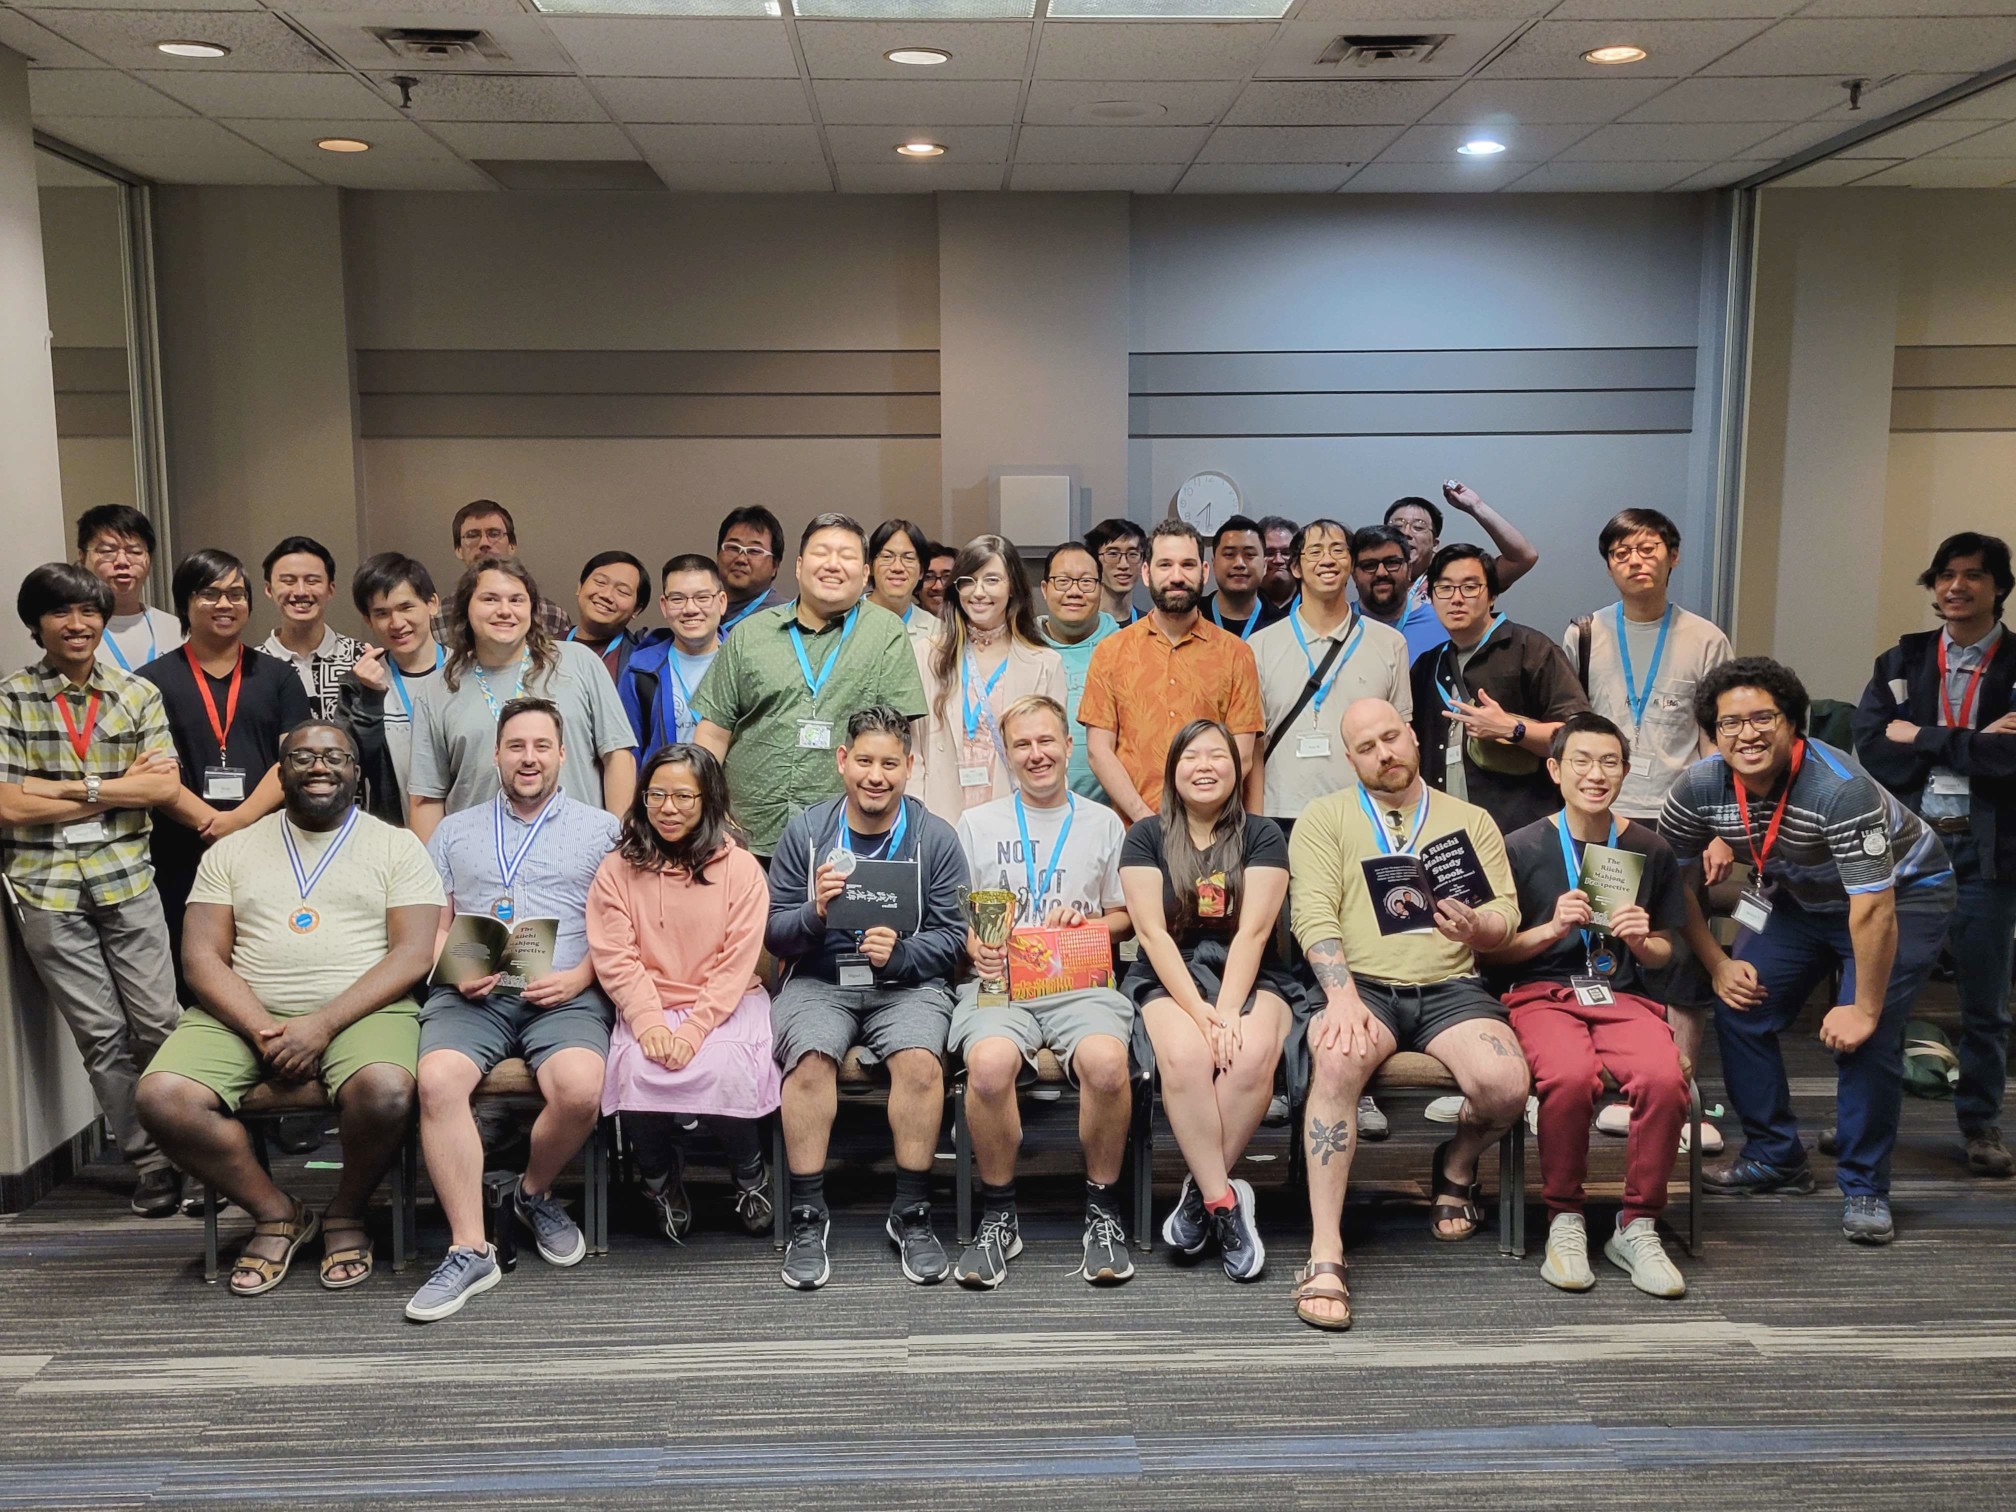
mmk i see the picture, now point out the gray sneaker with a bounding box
[404,1244,502,1323]
[886,1202,950,1284]
[731,1166,774,1236]
[1161,1174,1210,1256]
[1080,1203,1135,1285]
[1356,1095,1389,1142]
[1215,1178,1266,1282]
[1842,1194,1894,1246]
[954,1208,1022,1289]
[513,1180,586,1267]
[782,1207,831,1291]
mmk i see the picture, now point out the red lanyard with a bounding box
[186,645,244,758]
[1937,637,1989,730]
[1733,739,1804,874]
[54,687,101,765]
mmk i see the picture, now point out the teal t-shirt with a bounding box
[1039,612,1117,802]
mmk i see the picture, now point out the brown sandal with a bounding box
[1429,1139,1484,1242]
[1293,1260,1352,1331]
[227,1196,319,1296]
[318,1218,374,1291]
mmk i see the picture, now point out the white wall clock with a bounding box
[1174,471,1241,536]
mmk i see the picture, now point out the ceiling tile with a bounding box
[1480,19,1775,79]
[591,76,813,123]
[1175,161,1352,191]
[284,0,524,11]
[1223,79,1455,126]
[1932,120,2016,156]
[37,111,265,155]
[24,9,338,69]
[1195,124,1398,161]
[1546,0,1801,15]
[1555,121,1779,161]
[1033,22,1274,81]
[1376,120,1590,162]
[1504,159,1711,190]
[29,0,261,11]
[542,17,798,77]
[1767,156,1895,187]
[431,122,640,158]
[365,73,611,122]
[1254,20,1516,81]
[1794,0,2016,15]
[302,154,496,189]
[813,78,1021,123]
[28,68,191,115]
[115,149,318,184]
[1338,158,1526,191]
[1702,19,2016,77]
[1665,159,1772,190]
[1017,123,1209,161]
[824,121,1011,158]
[1836,116,2000,159]
[1807,73,1973,122]
[628,121,827,159]
[1933,78,2016,121]
[1009,161,1181,189]
[1023,78,1240,126]
[291,12,574,71]
[796,20,1032,80]
[834,160,1005,189]
[649,160,835,189]
[1424,77,1668,125]
[222,115,455,164]
[134,67,402,118]
[1619,75,1848,123]
[1291,0,1549,17]
[1740,118,1857,159]
[1849,157,2016,188]
[0,10,106,66]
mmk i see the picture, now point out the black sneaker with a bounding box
[130,1167,182,1219]
[885,1201,950,1284]
[1702,1154,1816,1196]
[731,1165,774,1236]
[782,1207,831,1291]
[954,1209,1022,1289]
[1080,1203,1135,1285]
[643,1166,692,1244]
[1160,1174,1210,1256]
[1214,1178,1266,1282]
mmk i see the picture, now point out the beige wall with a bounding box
[40,183,136,541]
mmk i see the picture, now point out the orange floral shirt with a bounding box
[1076,614,1263,813]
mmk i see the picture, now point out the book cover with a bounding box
[1007,924,1115,1001]
[430,913,559,992]
[1417,830,1495,908]
[1577,842,1645,929]
[1361,856,1440,936]
[827,858,922,935]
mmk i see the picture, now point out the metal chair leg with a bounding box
[203,1185,220,1284]
[1688,1078,1704,1258]
[771,1115,789,1252]
[1131,1074,1154,1254]
[953,1082,973,1244]
[1500,1123,1527,1259]
[483,1171,519,1272]
[589,1120,610,1257]
[390,1135,411,1274]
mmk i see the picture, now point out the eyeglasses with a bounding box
[283,750,356,772]
[1300,545,1351,564]
[719,542,774,563]
[955,574,1008,596]
[1096,547,1142,566]
[458,528,512,547]
[1359,558,1407,577]
[643,788,703,808]
[1047,574,1099,592]
[661,592,721,611]
[1563,753,1625,775]
[192,587,250,606]
[86,543,146,564]
[920,570,953,586]
[874,550,920,569]
[1430,581,1489,601]
[1714,710,1784,737]
[1264,547,1293,564]
[1608,543,1666,564]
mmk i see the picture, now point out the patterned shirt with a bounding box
[0,659,175,910]
[258,625,366,722]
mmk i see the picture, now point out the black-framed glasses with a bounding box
[1096,547,1141,565]
[1714,710,1784,737]
[1430,581,1488,601]
[1359,558,1407,577]
[193,586,250,606]
[283,750,356,772]
[1046,574,1099,592]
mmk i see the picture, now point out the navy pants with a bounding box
[1718,893,1951,1197]
[1945,834,2016,1137]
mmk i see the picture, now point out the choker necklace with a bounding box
[968,623,1007,648]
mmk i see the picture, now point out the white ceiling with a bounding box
[15,0,2016,192]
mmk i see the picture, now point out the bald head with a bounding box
[1341,697,1420,796]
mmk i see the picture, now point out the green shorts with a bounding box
[142,1001,420,1112]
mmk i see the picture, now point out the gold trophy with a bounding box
[960,887,1017,1006]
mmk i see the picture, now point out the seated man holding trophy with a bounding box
[949,695,1136,1290]
[764,705,970,1292]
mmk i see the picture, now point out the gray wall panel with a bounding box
[357,348,940,398]
[1130,347,1696,395]
[361,392,942,439]
[1891,388,2016,432]
[1130,388,1694,437]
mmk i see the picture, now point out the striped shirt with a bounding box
[1658,739,1952,915]
[0,660,174,910]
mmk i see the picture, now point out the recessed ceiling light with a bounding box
[1582,44,1647,65]
[155,39,230,58]
[1457,138,1507,156]
[317,137,372,153]
[896,140,946,157]
[885,47,951,65]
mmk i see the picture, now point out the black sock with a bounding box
[792,1170,827,1217]
[981,1179,1017,1215]
[1085,1178,1114,1213]
[892,1168,931,1213]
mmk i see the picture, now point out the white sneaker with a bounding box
[1356,1095,1389,1140]
[1604,1216,1686,1299]
[1594,1103,1631,1137]
[1526,1094,1540,1136]
[1678,1121,1725,1155]
[1539,1212,1595,1292]
[1424,1095,1466,1124]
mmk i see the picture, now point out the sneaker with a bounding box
[1603,1216,1686,1298]
[1677,1120,1725,1156]
[1594,1103,1631,1138]
[1214,1178,1266,1282]
[271,1113,325,1156]
[886,1202,950,1284]
[1424,1095,1466,1124]
[642,1169,693,1243]
[1965,1128,2014,1178]
[1262,1093,1291,1128]
[1526,1094,1540,1137]
[782,1207,831,1290]
[1356,1096,1389,1141]
[1539,1212,1595,1292]
[1080,1203,1135,1285]
[731,1166,774,1235]
[1702,1154,1814,1196]
[404,1244,502,1323]
[1816,1126,1839,1157]
[513,1180,587,1267]
[130,1167,182,1219]
[1161,1174,1210,1256]
[1841,1194,1895,1246]
[954,1208,1022,1289]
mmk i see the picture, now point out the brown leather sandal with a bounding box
[318,1217,374,1291]
[227,1196,319,1297]
[1293,1260,1352,1331]
[1429,1138,1484,1242]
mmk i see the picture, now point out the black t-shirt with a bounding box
[140,646,313,813]
[1494,814,1686,993]
[1119,812,1289,956]
[1198,593,1289,640]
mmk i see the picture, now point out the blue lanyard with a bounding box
[720,594,767,637]
[1210,597,1261,639]
[1015,792,1074,916]
[901,605,914,628]
[495,790,562,897]
[281,806,359,902]
[1356,785,1429,856]
[1554,811,1618,960]
[1615,604,1673,729]
[1290,609,1365,716]
[1435,614,1506,710]
[961,651,1009,740]
[387,643,444,720]
[104,615,157,672]
[832,800,907,862]
[789,607,858,705]
[470,652,530,721]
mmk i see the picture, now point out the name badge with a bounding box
[797,719,833,750]
[958,765,990,789]
[1570,977,1615,1007]
[61,819,109,846]
[1445,742,1464,769]
[1295,732,1331,760]
[1732,888,1773,935]
[1928,771,1970,797]
[203,766,246,802]
[836,952,874,988]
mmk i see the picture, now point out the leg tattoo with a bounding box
[1307,1116,1352,1167]
[1479,1030,1514,1058]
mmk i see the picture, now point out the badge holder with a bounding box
[61,818,109,846]
[836,946,874,988]
[1732,888,1773,935]
[1571,939,1617,1007]
[1295,731,1331,760]
[797,719,833,750]
[203,766,246,802]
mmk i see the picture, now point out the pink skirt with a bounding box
[600,987,782,1120]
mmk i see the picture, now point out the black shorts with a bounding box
[1357,976,1505,1052]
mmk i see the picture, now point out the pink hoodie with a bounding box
[586,841,767,1058]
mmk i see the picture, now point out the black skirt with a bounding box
[1121,935,1302,1016]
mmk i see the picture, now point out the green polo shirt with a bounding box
[690,599,926,855]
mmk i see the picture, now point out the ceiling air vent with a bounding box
[1315,33,1449,69]
[369,27,512,64]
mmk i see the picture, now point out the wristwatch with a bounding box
[1507,720,1527,747]
[83,774,102,804]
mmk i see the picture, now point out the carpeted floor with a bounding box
[2,979,2011,1509]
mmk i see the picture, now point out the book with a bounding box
[1418,830,1495,909]
[826,858,922,935]
[1007,924,1115,1002]
[1576,842,1645,929]
[1360,832,1496,937]
[430,913,559,993]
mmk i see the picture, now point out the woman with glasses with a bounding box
[867,520,940,644]
[1118,719,1290,1282]
[139,549,313,995]
[589,744,779,1241]
[912,534,1065,822]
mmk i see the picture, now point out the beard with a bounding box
[286,778,357,822]
[1364,758,1417,794]
[1149,581,1199,615]
[1359,577,1403,613]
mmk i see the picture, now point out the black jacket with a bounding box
[1852,626,2016,881]
[334,673,406,827]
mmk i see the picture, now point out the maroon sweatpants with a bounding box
[1505,982,1686,1226]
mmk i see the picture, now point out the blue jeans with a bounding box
[1718,893,1951,1197]
[1945,833,2016,1136]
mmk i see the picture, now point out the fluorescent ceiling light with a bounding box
[896,140,946,156]
[1456,138,1506,156]
[793,0,1035,18]
[317,137,372,153]
[1046,0,1290,15]
[155,39,230,58]
[885,47,951,64]
[533,0,780,10]
[1582,44,1647,65]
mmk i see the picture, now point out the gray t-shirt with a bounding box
[424,790,621,970]
[954,791,1128,928]
[97,607,182,675]
[407,640,634,815]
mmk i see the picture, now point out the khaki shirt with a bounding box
[1564,604,1730,820]
[1251,606,1412,820]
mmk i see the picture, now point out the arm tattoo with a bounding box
[1479,1030,1514,1058]
[1306,938,1354,996]
[1307,1116,1352,1167]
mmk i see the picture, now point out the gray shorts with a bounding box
[1357,976,1506,1052]
[950,983,1133,1084]
[771,975,953,1074]
[419,983,614,1075]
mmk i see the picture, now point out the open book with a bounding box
[1361,831,1496,937]
[430,913,559,993]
